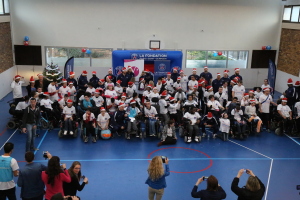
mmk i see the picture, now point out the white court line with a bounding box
[0,129,18,150]
[284,133,300,146]
[264,159,274,200]
[228,140,272,159]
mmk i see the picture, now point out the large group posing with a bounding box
[9,66,300,150]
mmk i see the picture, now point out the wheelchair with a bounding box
[270,112,297,136]
[178,119,201,143]
[7,99,23,130]
[58,115,79,138]
[244,115,262,136]
[125,114,146,139]
[229,118,250,140]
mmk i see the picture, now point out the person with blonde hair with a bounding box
[145,156,170,200]
[231,169,265,200]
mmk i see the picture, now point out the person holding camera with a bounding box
[231,169,265,200]
[191,175,226,200]
[63,161,88,197]
[17,151,52,200]
[145,156,170,200]
[42,156,71,200]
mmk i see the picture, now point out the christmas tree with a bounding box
[43,62,63,83]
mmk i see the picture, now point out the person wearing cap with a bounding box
[68,82,77,102]
[188,75,198,91]
[285,78,296,109]
[111,103,128,136]
[125,100,142,139]
[159,80,168,94]
[165,72,174,95]
[201,112,219,139]
[144,69,154,84]
[277,98,292,134]
[66,71,78,89]
[82,108,97,143]
[261,79,270,91]
[199,66,212,85]
[214,87,228,108]
[35,73,49,92]
[232,80,245,102]
[188,68,200,81]
[230,68,242,81]
[259,87,277,132]
[97,107,110,131]
[245,100,262,134]
[22,98,41,151]
[179,70,189,92]
[89,71,99,88]
[159,91,170,124]
[11,75,25,104]
[117,67,131,89]
[231,104,247,139]
[86,82,96,96]
[126,82,136,98]
[26,76,36,97]
[183,106,201,142]
[104,68,116,84]
[143,100,158,136]
[171,68,180,83]
[220,70,230,85]
[212,73,223,93]
[47,79,59,102]
[58,79,70,99]
[40,92,59,121]
[78,71,89,91]
[62,99,76,135]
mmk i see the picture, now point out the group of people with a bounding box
[0,142,87,200]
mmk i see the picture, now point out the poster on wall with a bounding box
[124,59,144,81]
[154,60,170,83]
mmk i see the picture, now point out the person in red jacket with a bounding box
[41,156,71,200]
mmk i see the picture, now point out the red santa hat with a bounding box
[206,86,213,90]
[263,87,270,92]
[244,93,249,97]
[161,91,167,96]
[180,70,184,74]
[200,80,205,84]
[287,78,293,84]
[128,82,134,86]
[169,97,175,102]
[231,80,237,84]
[193,68,197,72]
[92,71,96,75]
[223,70,229,74]
[37,73,43,77]
[162,80,166,84]
[43,92,49,96]
[147,85,152,88]
[68,82,74,85]
[122,67,127,72]
[249,90,254,93]
[153,87,158,90]
[116,80,122,85]
[282,98,288,102]
[234,76,240,81]
[207,112,213,119]
[250,99,256,104]
[295,81,300,86]
[121,93,127,98]
[69,71,75,76]
[29,76,35,83]
[234,68,240,72]
[62,79,67,83]
[100,79,105,83]
[193,85,198,89]
[107,83,114,88]
[128,66,132,69]
[204,66,208,69]
[118,102,125,107]
[95,89,100,94]
[67,99,73,103]
[108,68,112,72]
[100,107,106,111]
[173,68,178,72]
[82,70,88,75]
[217,73,221,76]
[15,75,21,79]
[130,100,136,104]
[177,77,181,80]
[167,72,171,75]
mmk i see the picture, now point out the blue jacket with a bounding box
[78,75,88,90]
[117,73,131,87]
[145,164,170,189]
[66,78,78,89]
[212,78,223,93]
[90,76,100,88]
[200,72,213,84]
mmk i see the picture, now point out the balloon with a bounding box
[218,52,222,56]
[81,48,86,53]
[24,41,29,46]
[266,46,272,50]
[86,49,91,54]
[262,46,266,50]
[24,36,29,41]
[213,53,218,57]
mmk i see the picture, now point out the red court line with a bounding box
[0,128,7,136]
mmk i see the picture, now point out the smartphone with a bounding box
[81,175,85,179]
[203,176,209,181]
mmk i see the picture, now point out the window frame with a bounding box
[282,5,300,23]
[0,0,10,15]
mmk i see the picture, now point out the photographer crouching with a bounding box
[231,169,265,200]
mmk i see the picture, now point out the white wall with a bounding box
[0,66,17,100]
[275,70,299,93]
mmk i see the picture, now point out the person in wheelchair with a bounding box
[40,92,60,121]
[245,100,262,134]
[144,100,158,136]
[214,87,228,108]
[92,89,105,109]
[226,97,238,115]
[13,96,29,119]
[110,103,128,137]
[157,120,177,147]
[277,98,292,134]
[168,97,181,127]
[231,105,247,139]
[183,94,198,113]
[201,112,219,139]
[58,94,70,111]
[183,106,201,143]
[62,99,76,135]
[79,92,97,117]
[126,100,142,139]
[82,108,97,143]
[207,95,224,119]
[97,107,110,134]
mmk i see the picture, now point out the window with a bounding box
[45,47,113,68]
[282,5,300,23]
[186,50,248,69]
[0,0,10,15]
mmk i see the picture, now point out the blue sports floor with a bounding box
[1,90,300,200]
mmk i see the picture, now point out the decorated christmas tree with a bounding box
[42,62,63,83]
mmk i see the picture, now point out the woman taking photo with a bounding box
[157,120,177,147]
[42,156,71,200]
[191,175,226,199]
[63,161,88,197]
[145,156,170,200]
[231,169,265,200]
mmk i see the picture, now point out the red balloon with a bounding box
[24,41,29,46]
[81,48,86,53]
[262,46,266,50]
[218,52,222,56]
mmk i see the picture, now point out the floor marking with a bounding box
[264,159,274,200]
[284,133,300,146]
[0,129,18,150]
[0,127,7,136]
[228,140,272,159]
[34,130,49,155]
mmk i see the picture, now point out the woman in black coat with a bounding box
[231,169,265,200]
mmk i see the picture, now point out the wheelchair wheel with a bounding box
[7,120,16,129]
[73,129,78,138]
[184,135,188,142]
[178,126,184,137]
[58,130,63,138]
[275,127,282,136]
[270,120,277,131]
[49,123,54,130]
[41,120,49,129]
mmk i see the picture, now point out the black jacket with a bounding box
[231,177,265,200]
[63,175,86,196]
[35,78,49,92]
[191,185,226,200]
[22,105,41,127]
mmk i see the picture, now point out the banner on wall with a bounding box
[154,60,171,83]
[64,56,74,78]
[124,59,144,81]
[268,59,276,95]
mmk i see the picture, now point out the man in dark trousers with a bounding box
[34,73,49,92]
[78,70,89,91]
[144,69,154,84]
[66,71,78,89]
[22,98,41,152]
[171,68,180,83]
[117,67,131,90]
[230,68,243,81]
[212,73,223,93]
[111,103,128,136]
[199,66,213,85]
[104,68,116,84]
[90,71,99,88]
[285,78,296,109]
[17,151,52,200]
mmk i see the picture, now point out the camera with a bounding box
[43,151,48,159]
[161,156,167,163]
[81,175,85,179]
[244,169,249,173]
[203,176,209,181]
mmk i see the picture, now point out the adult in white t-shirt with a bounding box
[232,80,245,101]
[259,88,277,132]
[188,76,198,91]
[183,107,201,142]
[47,81,59,102]
[277,98,292,134]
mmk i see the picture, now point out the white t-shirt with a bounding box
[159,99,168,114]
[83,113,95,121]
[166,79,174,92]
[277,104,291,118]
[86,87,96,95]
[0,156,19,190]
[180,76,189,91]
[168,103,180,114]
[219,118,230,133]
[144,106,158,117]
[214,92,228,106]
[295,102,300,117]
[48,84,58,102]
[97,113,110,128]
[207,100,222,111]
[58,86,70,97]
[58,98,68,108]
[183,112,201,125]
[40,99,53,110]
[173,82,181,90]
[245,105,256,116]
[232,85,245,101]
[156,83,162,92]
[92,96,104,107]
[11,81,24,98]
[188,80,198,89]
[261,84,271,89]
[204,91,214,99]
[126,87,135,98]
[115,86,123,96]
[259,94,272,113]
[63,106,76,118]
[148,93,160,104]
[231,109,243,121]
[16,101,28,110]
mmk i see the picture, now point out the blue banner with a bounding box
[154,60,171,83]
[268,59,276,95]
[64,56,74,78]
